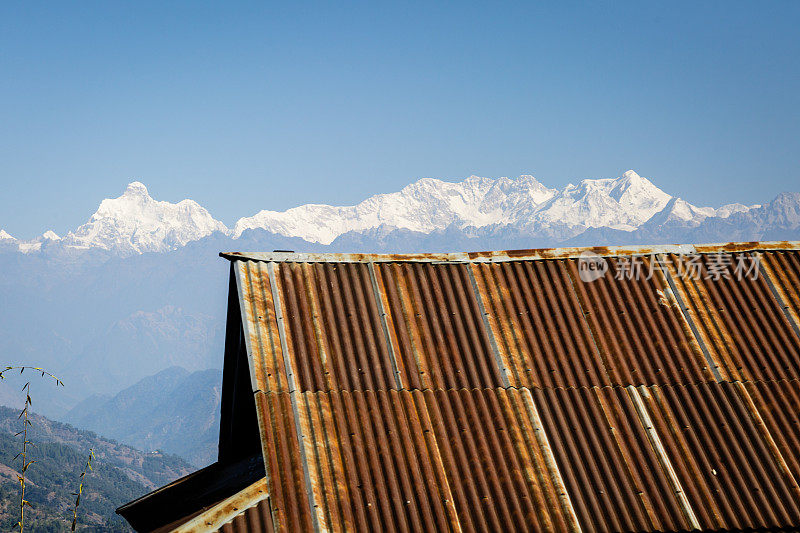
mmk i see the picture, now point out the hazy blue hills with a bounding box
[64,367,222,467]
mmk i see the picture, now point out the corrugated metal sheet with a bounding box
[566,256,712,386]
[236,260,291,393]
[258,387,579,532]
[375,262,505,390]
[273,261,398,392]
[420,388,577,531]
[742,379,800,494]
[761,250,800,336]
[255,391,315,532]
[667,252,800,382]
[470,260,606,388]
[219,241,800,533]
[296,389,461,532]
[638,381,800,530]
[218,499,274,533]
[531,385,696,532]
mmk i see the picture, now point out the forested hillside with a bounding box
[0,406,193,531]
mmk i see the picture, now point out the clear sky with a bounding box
[1,1,798,239]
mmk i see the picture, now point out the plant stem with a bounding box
[71,448,94,531]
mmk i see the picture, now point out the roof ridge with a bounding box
[220,240,800,263]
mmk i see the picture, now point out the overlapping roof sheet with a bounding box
[223,241,800,532]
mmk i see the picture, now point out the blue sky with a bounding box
[1,2,798,238]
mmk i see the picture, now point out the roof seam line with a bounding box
[758,252,800,344]
[628,385,702,531]
[732,380,800,492]
[267,261,322,533]
[659,253,724,382]
[466,264,510,388]
[219,241,800,264]
[368,261,404,389]
[267,262,296,392]
[561,259,610,382]
[521,388,583,532]
[261,377,797,396]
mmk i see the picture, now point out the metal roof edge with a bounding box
[219,240,800,264]
[170,478,269,533]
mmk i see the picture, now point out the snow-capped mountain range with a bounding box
[1,170,797,256]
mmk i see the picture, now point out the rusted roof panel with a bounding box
[421,387,578,532]
[472,256,713,388]
[567,256,713,386]
[532,385,696,532]
[218,498,274,533]
[258,388,580,532]
[236,260,291,393]
[471,260,606,388]
[296,389,461,532]
[742,379,800,493]
[273,261,398,392]
[667,252,800,382]
[255,391,314,532]
[761,250,800,335]
[639,381,800,530]
[376,262,505,389]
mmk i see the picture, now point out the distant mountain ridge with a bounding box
[3,170,793,256]
[65,367,222,467]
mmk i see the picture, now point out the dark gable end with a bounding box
[218,261,263,464]
[117,263,265,532]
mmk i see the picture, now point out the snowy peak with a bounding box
[231,169,779,246]
[643,197,714,228]
[716,203,755,218]
[608,170,669,205]
[762,192,800,228]
[232,170,710,243]
[511,170,674,235]
[233,174,560,244]
[0,229,15,241]
[63,182,228,256]
[41,230,61,241]
[123,181,149,196]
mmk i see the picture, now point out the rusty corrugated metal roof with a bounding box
[213,241,800,532]
[667,251,800,382]
[251,383,800,532]
[639,381,800,530]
